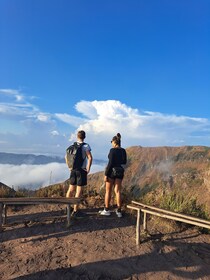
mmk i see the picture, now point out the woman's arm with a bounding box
[122,149,127,165]
[105,149,114,176]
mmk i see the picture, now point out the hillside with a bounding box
[1,145,210,214]
[87,145,210,213]
[0,182,16,197]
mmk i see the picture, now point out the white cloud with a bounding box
[0,88,24,102]
[0,163,104,190]
[0,88,39,119]
[1,89,210,160]
[37,113,51,122]
[55,113,85,127]
[67,100,210,158]
[51,130,59,136]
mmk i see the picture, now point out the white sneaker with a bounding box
[99,209,111,216]
[116,210,122,218]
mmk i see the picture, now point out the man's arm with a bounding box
[86,150,93,174]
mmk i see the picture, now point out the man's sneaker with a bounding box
[71,210,86,218]
[99,208,111,216]
[116,209,122,218]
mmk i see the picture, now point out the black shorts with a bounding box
[109,173,124,180]
[109,166,124,180]
[69,168,87,186]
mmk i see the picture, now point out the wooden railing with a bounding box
[0,197,82,231]
[127,201,210,245]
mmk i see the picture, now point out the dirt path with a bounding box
[0,204,210,279]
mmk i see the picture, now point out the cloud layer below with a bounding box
[0,163,105,190]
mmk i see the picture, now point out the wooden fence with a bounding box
[127,201,210,245]
[0,197,82,231]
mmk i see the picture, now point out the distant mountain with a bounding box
[0,152,64,165]
[0,152,106,165]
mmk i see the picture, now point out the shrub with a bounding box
[35,184,65,197]
[0,188,13,198]
[159,191,209,220]
[15,188,35,197]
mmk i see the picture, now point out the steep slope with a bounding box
[0,182,16,197]
[87,146,210,212]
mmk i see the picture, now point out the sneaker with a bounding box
[115,209,122,218]
[71,210,86,218]
[99,208,111,216]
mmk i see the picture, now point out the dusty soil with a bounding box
[0,202,210,280]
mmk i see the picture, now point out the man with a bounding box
[65,130,92,217]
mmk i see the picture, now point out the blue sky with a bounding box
[1,0,210,161]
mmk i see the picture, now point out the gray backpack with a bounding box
[66,142,85,170]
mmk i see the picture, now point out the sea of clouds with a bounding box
[0,163,105,190]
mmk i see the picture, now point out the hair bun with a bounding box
[116,133,121,139]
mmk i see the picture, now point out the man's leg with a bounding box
[73,169,87,212]
[74,186,82,212]
[65,185,76,217]
[67,170,76,198]
[66,185,76,198]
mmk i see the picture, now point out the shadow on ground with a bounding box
[15,240,210,280]
[1,208,136,242]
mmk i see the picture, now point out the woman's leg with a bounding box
[105,178,114,208]
[114,179,122,209]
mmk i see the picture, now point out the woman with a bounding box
[100,133,127,218]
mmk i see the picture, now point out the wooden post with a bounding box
[3,204,7,225]
[136,209,141,246]
[143,212,147,232]
[0,203,3,232]
[66,204,72,228]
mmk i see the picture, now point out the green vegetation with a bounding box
[36,184,65,197]
[159,190,209,220]
[0,186,35,198]
[0,188,13,198]
[15,188,35,197]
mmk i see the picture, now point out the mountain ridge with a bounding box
[0,152,105,165]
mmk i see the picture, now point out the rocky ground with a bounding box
[0,202,210,280]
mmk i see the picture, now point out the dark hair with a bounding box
[111,133,121,146]
[77,130,86,140]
